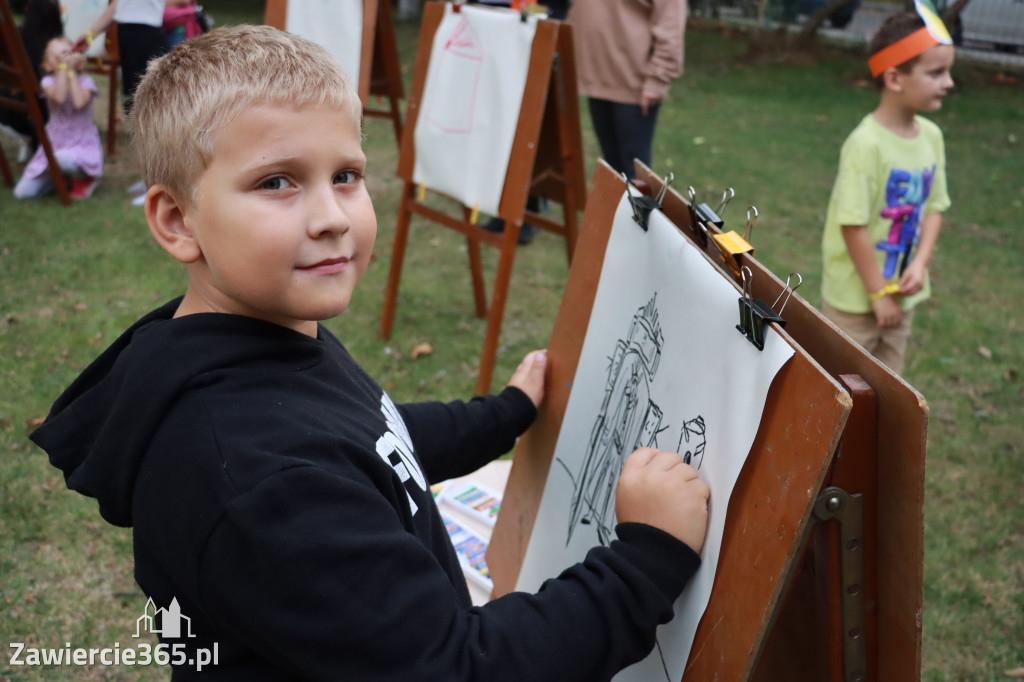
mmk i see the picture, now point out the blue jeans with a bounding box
[587,98,660,180]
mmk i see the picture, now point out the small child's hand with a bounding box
[871,294,902,329]
[897,261,926,297]
[507,350,547,409]
[616,448,710,554]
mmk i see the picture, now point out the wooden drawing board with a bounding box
[487,161,852,681]
[634,161,928,681]
[380,2,586,395]
[264,0,404,141]
[0,0,70,204]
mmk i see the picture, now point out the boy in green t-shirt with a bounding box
[821,8,954,374]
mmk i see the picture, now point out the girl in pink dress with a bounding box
[14,37,103,200]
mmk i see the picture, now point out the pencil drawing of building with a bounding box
[566,295,665,546]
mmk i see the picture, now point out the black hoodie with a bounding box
[31,300,700,681]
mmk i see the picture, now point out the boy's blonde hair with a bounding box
[131,24,362,206]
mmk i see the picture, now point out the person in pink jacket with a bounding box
[569,0,687,179]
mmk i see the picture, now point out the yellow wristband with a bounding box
[58,63,68,70]
[85,30,94,47]
[869,284,899,301]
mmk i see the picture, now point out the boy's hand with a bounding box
[897,260,927,297]
[616,448,710,554]
[871,294,902,329]
[508,350,547,409]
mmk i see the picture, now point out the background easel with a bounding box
[487,161,927,681]
[264,0,405,142]
[0,0,70,204]
[379,1,586,395]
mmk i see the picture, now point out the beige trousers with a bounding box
[821,302,916,375]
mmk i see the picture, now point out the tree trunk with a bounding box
[794,0,858,45]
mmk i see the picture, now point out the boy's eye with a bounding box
[259,177,289,191]
[334,171,360,185]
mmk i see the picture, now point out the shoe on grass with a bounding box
[482,217,536,245]
[70,177,98,200]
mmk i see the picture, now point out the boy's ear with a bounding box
[882,67,904,92]
[145,185,202,264]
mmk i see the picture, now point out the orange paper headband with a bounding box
[868,27,940,77]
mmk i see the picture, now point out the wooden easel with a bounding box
[631,161,926,681]
[264,0,405,142]
[379,2,586,395]
[0,0,70,205]
[487,161,927,681]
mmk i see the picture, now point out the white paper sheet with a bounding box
[515,189,794,681]
[412,5,538,216]
[285,0,363,89]
[60,0,110,59]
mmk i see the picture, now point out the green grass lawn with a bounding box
[1,3,1022,680]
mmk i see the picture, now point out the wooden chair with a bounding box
[83,22,120,156]
[0,0,70,204]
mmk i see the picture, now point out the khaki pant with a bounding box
[821,302,916,375]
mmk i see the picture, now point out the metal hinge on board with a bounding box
[812,486,867,682]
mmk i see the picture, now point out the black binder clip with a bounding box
[685,186,707,247]
[736,267,801,351]
[624,173,660,231]
[688,187,734,247]
[697,187,733,229]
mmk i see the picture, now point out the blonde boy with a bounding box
[32,26,709,680]
[821,11,954,374]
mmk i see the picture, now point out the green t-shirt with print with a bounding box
[821,114,951,314]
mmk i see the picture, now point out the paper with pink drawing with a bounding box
[413,5,538,217]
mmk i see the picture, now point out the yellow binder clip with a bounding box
[714,206,757,275]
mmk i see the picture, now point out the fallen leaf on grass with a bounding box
[411,342,433,360]
[978,345,993,359]
[1006,369,1018,382]
[26,416,45,428]
[1005,667,1024,678]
